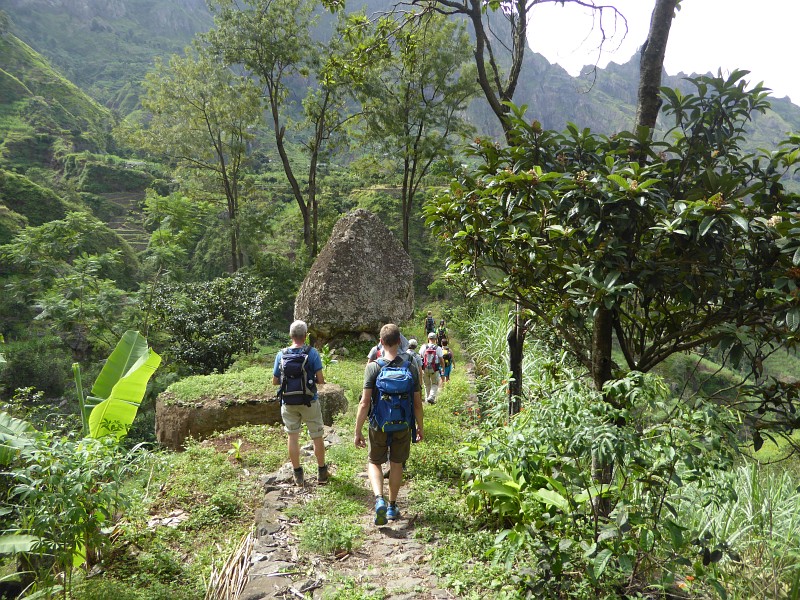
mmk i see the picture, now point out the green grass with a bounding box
[159,366,274,405]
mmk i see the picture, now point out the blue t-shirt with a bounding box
[273,346,324,401]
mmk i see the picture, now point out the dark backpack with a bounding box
[370,358,415,432]
[279,346,316,406]
[421,344,439,372]
[425,316,435,332]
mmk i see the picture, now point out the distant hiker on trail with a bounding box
[436,319,448,347]
[272,320,329,487]
[367,331,409,363]
[424,311,436,336]
[355,323,424,525]
[420,331,444,404]
[441,344,454,386]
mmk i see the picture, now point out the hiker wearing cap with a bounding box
[272,320,329,486]
[419,331,444,404]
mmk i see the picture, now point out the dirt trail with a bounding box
[238,451,455,600]
[235,360,477,600]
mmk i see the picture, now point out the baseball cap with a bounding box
[408,338,418,348]
[427,332,436,339]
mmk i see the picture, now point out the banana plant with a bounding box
[74,330,161,441]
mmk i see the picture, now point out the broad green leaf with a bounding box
[87,331,161,440]
[91,331,152,399]
[532,488,570,512]
[699,215,716,237]
[0,534,40,554]
[618,554,634,574]
[664,519,685,550]
[592,548,614,579]
[0,411,36,466]
[731,214,749,232]
[473,481,520,498]
[787,308,800,331]
[606,174,629,190]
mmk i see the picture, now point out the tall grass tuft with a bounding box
[679,462,800,598]
[458,303,578,425]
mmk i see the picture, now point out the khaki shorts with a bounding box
[368,427,411,465]
[281,400,324,438]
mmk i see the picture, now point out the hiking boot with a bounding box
[293,467,304,486]
[387,503,400,521]
[318,464,329,485]
[374,496,388,526]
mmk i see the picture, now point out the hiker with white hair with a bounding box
[272,320,329,486]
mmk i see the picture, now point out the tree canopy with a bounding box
[428,72,800,426]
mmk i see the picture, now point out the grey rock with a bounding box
[294,209,414,339]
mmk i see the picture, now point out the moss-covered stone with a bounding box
[155,367,348,450]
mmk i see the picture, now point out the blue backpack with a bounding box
[370,358,415,433]
[279,346,316,406]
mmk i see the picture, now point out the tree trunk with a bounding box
[635,0,679,130]
[590,0,679,520]
[507,306,525,415]
[591,307,615,515]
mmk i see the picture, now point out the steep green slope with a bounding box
[0,33,115,170]
[2,0,212,112]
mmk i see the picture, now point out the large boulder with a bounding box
[294,209,414,338]
[155,382,347,451]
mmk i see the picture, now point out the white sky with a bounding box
[528,0,799,104]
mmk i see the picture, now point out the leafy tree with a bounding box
[427,73,800,430]
[139,190,218,281]
[419,0,667,409]
[0,212,134,360]
[356,13,479,250]
[118,49,262,272]
[207,0,356,257]
[148,272,280,374]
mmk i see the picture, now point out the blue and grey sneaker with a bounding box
[374,496,388,526]
[387,503,400,521]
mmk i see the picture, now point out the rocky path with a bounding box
[237,435,455,600]
[228,360,478,600]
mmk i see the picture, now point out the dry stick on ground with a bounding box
[204,530,255,600]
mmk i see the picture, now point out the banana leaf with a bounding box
[82,331,161,441]
[0,411,37,466]
[0,533,41,555]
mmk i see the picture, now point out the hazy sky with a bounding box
[528,1,799,104]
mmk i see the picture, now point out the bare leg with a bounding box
[367,462,384,497]
[287,432,301,468]
[312,436,326,467]
[388,461,403,502]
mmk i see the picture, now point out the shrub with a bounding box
[147,272,282,374]
[0,335,71,399]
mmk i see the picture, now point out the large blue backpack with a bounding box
[370,357,415,433]
[279,346,316,406]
